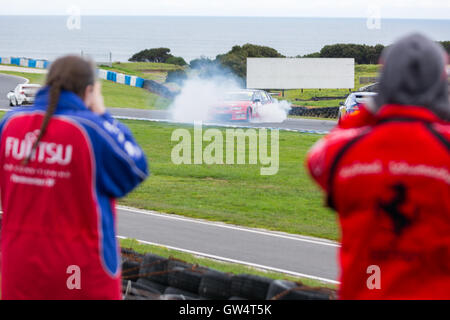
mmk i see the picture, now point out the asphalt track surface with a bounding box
[108,108,337,134]
[117,206,339,283]
[0,73,27,107]
[0,73,339,283]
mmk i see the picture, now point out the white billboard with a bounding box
[246,58,355,89]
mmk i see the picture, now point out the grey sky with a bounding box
[1,0,449,19]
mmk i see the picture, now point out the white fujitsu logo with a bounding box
[5,131,73,166]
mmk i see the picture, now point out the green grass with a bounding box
[0,71,46,84]
[119,120,337,240]
[291,99,344,108]
[100,62,183,82]
[0,71,172,110]
[101,80,171,109]
[288,115,337,121]
[120,238,337,289]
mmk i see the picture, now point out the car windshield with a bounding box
[223,92,253,101]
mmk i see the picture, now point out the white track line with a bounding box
[118,205,339,248]
[117,236,339,284]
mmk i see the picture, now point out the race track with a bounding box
[108,107,337,133]
[0,72,339,283]
[0,73,27,107]
[117,206,339,283]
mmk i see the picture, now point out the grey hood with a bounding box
[373,33,450,121]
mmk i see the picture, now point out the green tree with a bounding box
[438,41,450,54]
[129,48,173,63]
[215,43,285,79]
[166,56,188,66]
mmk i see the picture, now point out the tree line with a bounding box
[302,41,450,64]
[130,41,450,80]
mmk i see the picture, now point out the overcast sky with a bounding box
[1,0,450,19]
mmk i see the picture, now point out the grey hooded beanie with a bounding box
[374,33,450,121]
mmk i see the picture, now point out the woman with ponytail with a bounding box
[0,55,148,299]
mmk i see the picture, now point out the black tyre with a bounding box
[131,280,162,296]
[246,108,252,122]
[164,286,200,299]
[136,278,167,294]
[121,247,144,262]
[159,294,188,300]
[276,287,334,300]
[122,279,160,300]
[122,260,140,281]
[231,274,273,300]
[139,253,170,285]
[198,271,233,299]
[228,296,247,300]
[168,259,193,270]
[266,280,334,300]
[168,266,204,294]
[265,280,298,300]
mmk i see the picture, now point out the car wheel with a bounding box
[11,98,17,107]
[246,108,252,122]
[9,99,13,107]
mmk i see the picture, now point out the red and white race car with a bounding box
[210,89,276,122]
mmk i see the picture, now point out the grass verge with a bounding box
[120,238,337,289]
[119,120,337,240]
[100,62,183,82]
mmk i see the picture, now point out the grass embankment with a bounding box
[0,70,171,110]
[119,120,337,240]
[282,64,380,108]
[120,238,336,288]
[0,105,335,239]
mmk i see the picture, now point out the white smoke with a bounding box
[169,74,291,123]
[254,99,292,123]
[169,75,241,123]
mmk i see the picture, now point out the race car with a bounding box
[7,83,41,106]
[211,89,275,122]
[338,92,377,123]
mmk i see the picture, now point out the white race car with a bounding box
[7,83,41,106]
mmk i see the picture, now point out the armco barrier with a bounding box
[95,67,145,89]
[0,56,144,89]
[121,247,337,300]
[0,56,49,69]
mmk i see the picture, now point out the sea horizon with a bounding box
[0,15,448,63]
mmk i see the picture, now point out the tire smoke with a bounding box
[168,73,291,123]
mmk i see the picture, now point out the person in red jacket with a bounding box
[307,33,450,299]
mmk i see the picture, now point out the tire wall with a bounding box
[289,106,339,119]
[121,247,337,300]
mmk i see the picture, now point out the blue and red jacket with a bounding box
[0,87,148,299]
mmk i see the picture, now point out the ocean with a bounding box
[0,15,449,63]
